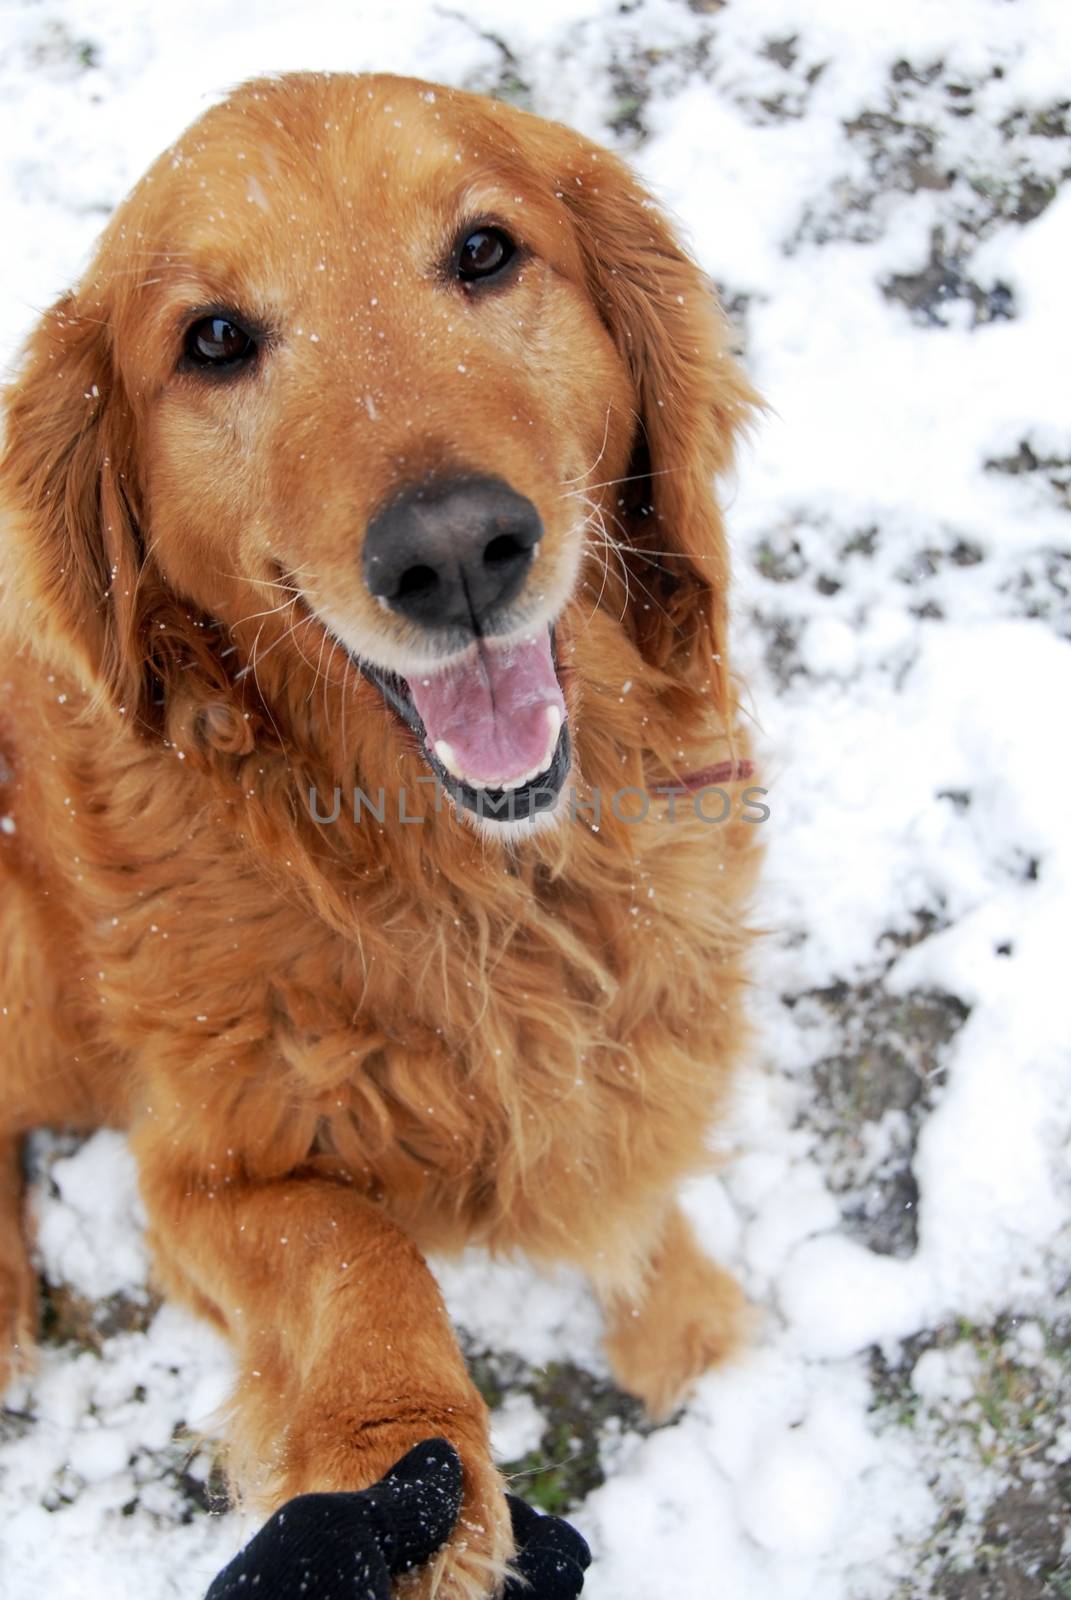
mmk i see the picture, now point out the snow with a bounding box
[489,1392,546,1463]
[2,0,1070,1597]
[32,1133,150,1300]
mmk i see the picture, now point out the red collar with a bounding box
[677,759,755,792]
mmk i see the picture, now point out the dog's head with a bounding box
[1,73,756,828]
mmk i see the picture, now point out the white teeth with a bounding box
[432,704,564,791]
[433,739,464,780]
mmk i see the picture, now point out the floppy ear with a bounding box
[557,141,760,729]
[1,291,154,721]
[0,292,222,738]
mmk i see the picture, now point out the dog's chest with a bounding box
[310,860,736,1254]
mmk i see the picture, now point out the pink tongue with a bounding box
[406,631,566,788]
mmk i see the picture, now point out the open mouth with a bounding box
[358,627,571,823]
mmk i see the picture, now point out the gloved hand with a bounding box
[503,1486,592,1597]
[204,1437,591,1599]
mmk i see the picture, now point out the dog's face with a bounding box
[131,75,633,817]
[2,73,755,828]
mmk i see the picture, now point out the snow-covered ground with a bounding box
[1,2,1069,1596]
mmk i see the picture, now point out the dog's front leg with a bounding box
[134,1137,512,1599]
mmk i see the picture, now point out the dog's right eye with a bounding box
[184,315,258,370]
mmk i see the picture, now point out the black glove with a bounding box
[204,1438,591,1599]
[504,1489,592,1597]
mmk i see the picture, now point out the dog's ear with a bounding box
[1,291,185,734]
[557,140,760,726]
[2,292,148,719]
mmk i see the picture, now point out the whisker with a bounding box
[245,617,292,765]
[230,595,302,630]
[212,564,316,594]
[560,402,613,487]
[612,546,719,561]
[574,493,676,627]
[339,649,353,757]
[250,609,320,672]
[579,507,618,624]
[558,464,683,498]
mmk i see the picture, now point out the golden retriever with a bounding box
[0,71,761,1597]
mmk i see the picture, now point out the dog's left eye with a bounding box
[456,227,516,284]
[184,315,258,369]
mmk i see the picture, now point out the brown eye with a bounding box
[184,314,257,369]
[457,227,516,284]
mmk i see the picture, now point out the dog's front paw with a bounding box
[205,1438,465,1599]
[208,1439,591,1600]
[402,1468,592,1600]
[397,1443,512,1600]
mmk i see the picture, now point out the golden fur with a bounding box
[0,72,761,1596]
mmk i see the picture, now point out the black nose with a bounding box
[363,475,544,633]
